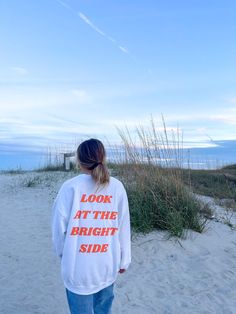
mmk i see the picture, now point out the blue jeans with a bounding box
[65,283,115,314]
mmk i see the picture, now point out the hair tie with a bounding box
[88,162,102,170]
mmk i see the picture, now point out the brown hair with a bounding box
[77,138,110,186]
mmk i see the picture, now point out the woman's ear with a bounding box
[75,157,81,170]
[77,161,91,174]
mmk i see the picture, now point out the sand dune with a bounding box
[0,171,235,314]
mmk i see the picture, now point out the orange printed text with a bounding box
[73,210,118,220]
[79,243,109,253]
[70,226,118,236]
[80,194,112,203]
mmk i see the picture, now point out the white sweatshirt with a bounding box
[51,174,131,295]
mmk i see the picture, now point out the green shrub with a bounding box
[221,163,236,170]
[118,164,209,238]
[115,116,211,238]
[24,176,42,187]
[182,169,236,199]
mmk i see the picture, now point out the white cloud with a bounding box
[78,12,106,37]
[209,106,236,125]
[119,46,129,54]
[71,89,90,102]
[56,3,130,55]
[78,11,129,55]
[104,117,183,133]
[56,0,71,11]
[196,127,207,132]
[0,115,90,142]
[10,67,28,76]
[225,97,236,104]
[210,114,236,125]
[0,87,90,113]
[0,117,26,125]
[156,114,203,123]
[1,108,234,150]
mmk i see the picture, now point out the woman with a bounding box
[51,138,131,314]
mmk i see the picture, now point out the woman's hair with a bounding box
[77,138,110,186]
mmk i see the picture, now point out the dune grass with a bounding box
[36,164,65,172]
[181,168,236,199]
[34,117,236,237]
[221,163,236,170]
[1,167,26,174]
[112,117,211,238]
[116,163,209,238]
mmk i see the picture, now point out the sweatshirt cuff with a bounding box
[120,261,131,270]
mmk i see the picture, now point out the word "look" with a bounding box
[80,194,112,203]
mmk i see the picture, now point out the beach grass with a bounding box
[181,168,236,199]
[32,117,236,238]
[115,163,209,238]
[36,164,65,172]
[111,116,212,238]
[1,167,26,174]
[23,175,42,187]
[221,163,236,170]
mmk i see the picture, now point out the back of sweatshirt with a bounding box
[51,174,131,295]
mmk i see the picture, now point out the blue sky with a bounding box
[1,0,236,152]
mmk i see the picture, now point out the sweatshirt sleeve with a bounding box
[51,183,72,258]
[118,184,132,270]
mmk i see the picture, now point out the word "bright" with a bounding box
[71,227,118,236]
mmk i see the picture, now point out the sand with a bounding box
[0,171,236,314]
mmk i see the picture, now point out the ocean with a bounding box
[0,140,235,171]
[0,150,48,171]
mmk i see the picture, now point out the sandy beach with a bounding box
[0,171,236,314]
